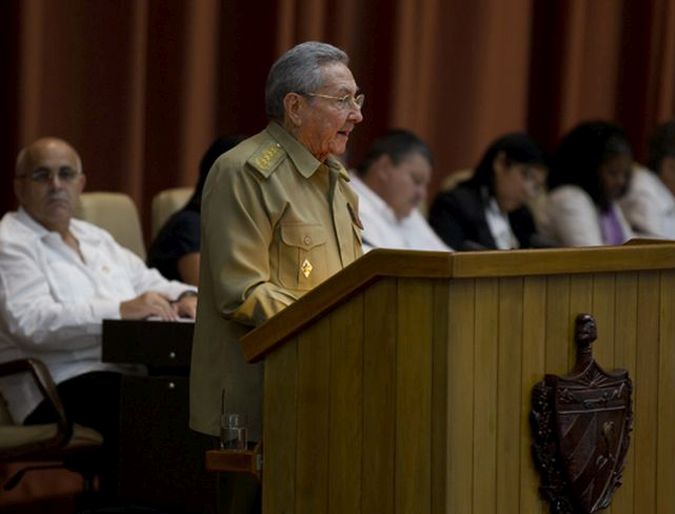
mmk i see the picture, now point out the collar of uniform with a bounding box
[325,155,351,181]
[266,121,321,178]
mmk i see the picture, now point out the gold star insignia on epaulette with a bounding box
[300,259,313,278]
[254,144,281,170]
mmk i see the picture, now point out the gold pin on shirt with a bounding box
[300,258,313,278]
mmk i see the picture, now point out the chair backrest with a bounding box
[441,168,474,191]
[151,187,194,238]
[0,359,103,495]
[75,192,146,259]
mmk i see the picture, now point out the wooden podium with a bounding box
[241,245,675,514]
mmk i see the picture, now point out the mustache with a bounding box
[46,191,71,202]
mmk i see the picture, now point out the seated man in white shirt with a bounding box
[350,129,451,251]
[0,137,197,493]
[620,120,675,239]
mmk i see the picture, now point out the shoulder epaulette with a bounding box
[247,141,286,177]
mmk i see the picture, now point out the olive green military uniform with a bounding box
[189,121,362,440]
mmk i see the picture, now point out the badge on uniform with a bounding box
[300,258,313,278]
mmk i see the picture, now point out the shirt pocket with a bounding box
[277,223,329,290]
[46,260,96,302]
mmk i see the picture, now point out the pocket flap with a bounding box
[280,224,327,249]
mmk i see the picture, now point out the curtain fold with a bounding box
[2,0,675,241]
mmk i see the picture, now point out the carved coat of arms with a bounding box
[531,314,633,514]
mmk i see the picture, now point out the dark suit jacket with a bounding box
[428,185,538,251]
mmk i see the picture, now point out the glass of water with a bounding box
[220,413,248,451]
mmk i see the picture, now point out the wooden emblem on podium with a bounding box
[531,313,633,514]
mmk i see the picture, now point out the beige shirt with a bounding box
[189,121,362,438]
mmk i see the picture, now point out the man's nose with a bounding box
[349,108,363,124]
[47,171,65,188]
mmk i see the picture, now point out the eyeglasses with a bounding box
[17,167,81,183]
[303,92,365,111]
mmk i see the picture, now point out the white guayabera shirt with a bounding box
[349,175,452,252]
[0,207,194,421]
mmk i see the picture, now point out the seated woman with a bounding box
[147,136,243,285]
[428,133,548,250]
[619,120,675,239]
[544,121,634,247]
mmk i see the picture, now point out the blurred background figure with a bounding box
[147,135,244,285]
[619,120,675,239]
[428,133,548,251]
[350,129,450,252]
[544,121,634,247]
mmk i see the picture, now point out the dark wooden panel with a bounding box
[328,295,364,514]
[362,279,397,514]
[262,339,298,514]
[117,375,216,513]
[102,319,193,370]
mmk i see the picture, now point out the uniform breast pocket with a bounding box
[277,224,329,290]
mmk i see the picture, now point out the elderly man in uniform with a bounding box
[189,41,364,510]
[0,137,197,493]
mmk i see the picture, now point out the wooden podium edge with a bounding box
[241,243,675,363]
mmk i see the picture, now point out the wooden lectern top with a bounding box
[241,243,675,362]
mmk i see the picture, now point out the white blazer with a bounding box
[619,166,675,239]
[544,185,634,247]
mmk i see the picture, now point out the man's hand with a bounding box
[173,293,197,319]
[120,291,178,321]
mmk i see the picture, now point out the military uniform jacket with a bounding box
[189,121,363,439]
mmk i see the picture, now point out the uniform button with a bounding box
[304,235,312,246]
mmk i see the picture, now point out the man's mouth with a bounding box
[46,194,70,205]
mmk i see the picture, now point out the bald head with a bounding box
[14,138,86,235]
[16,138,82,178]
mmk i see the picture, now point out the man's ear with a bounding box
[372,154,393,180]
[77,174,87,194]
[282,93,304,126]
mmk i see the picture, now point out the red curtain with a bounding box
[2,0,675,242]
